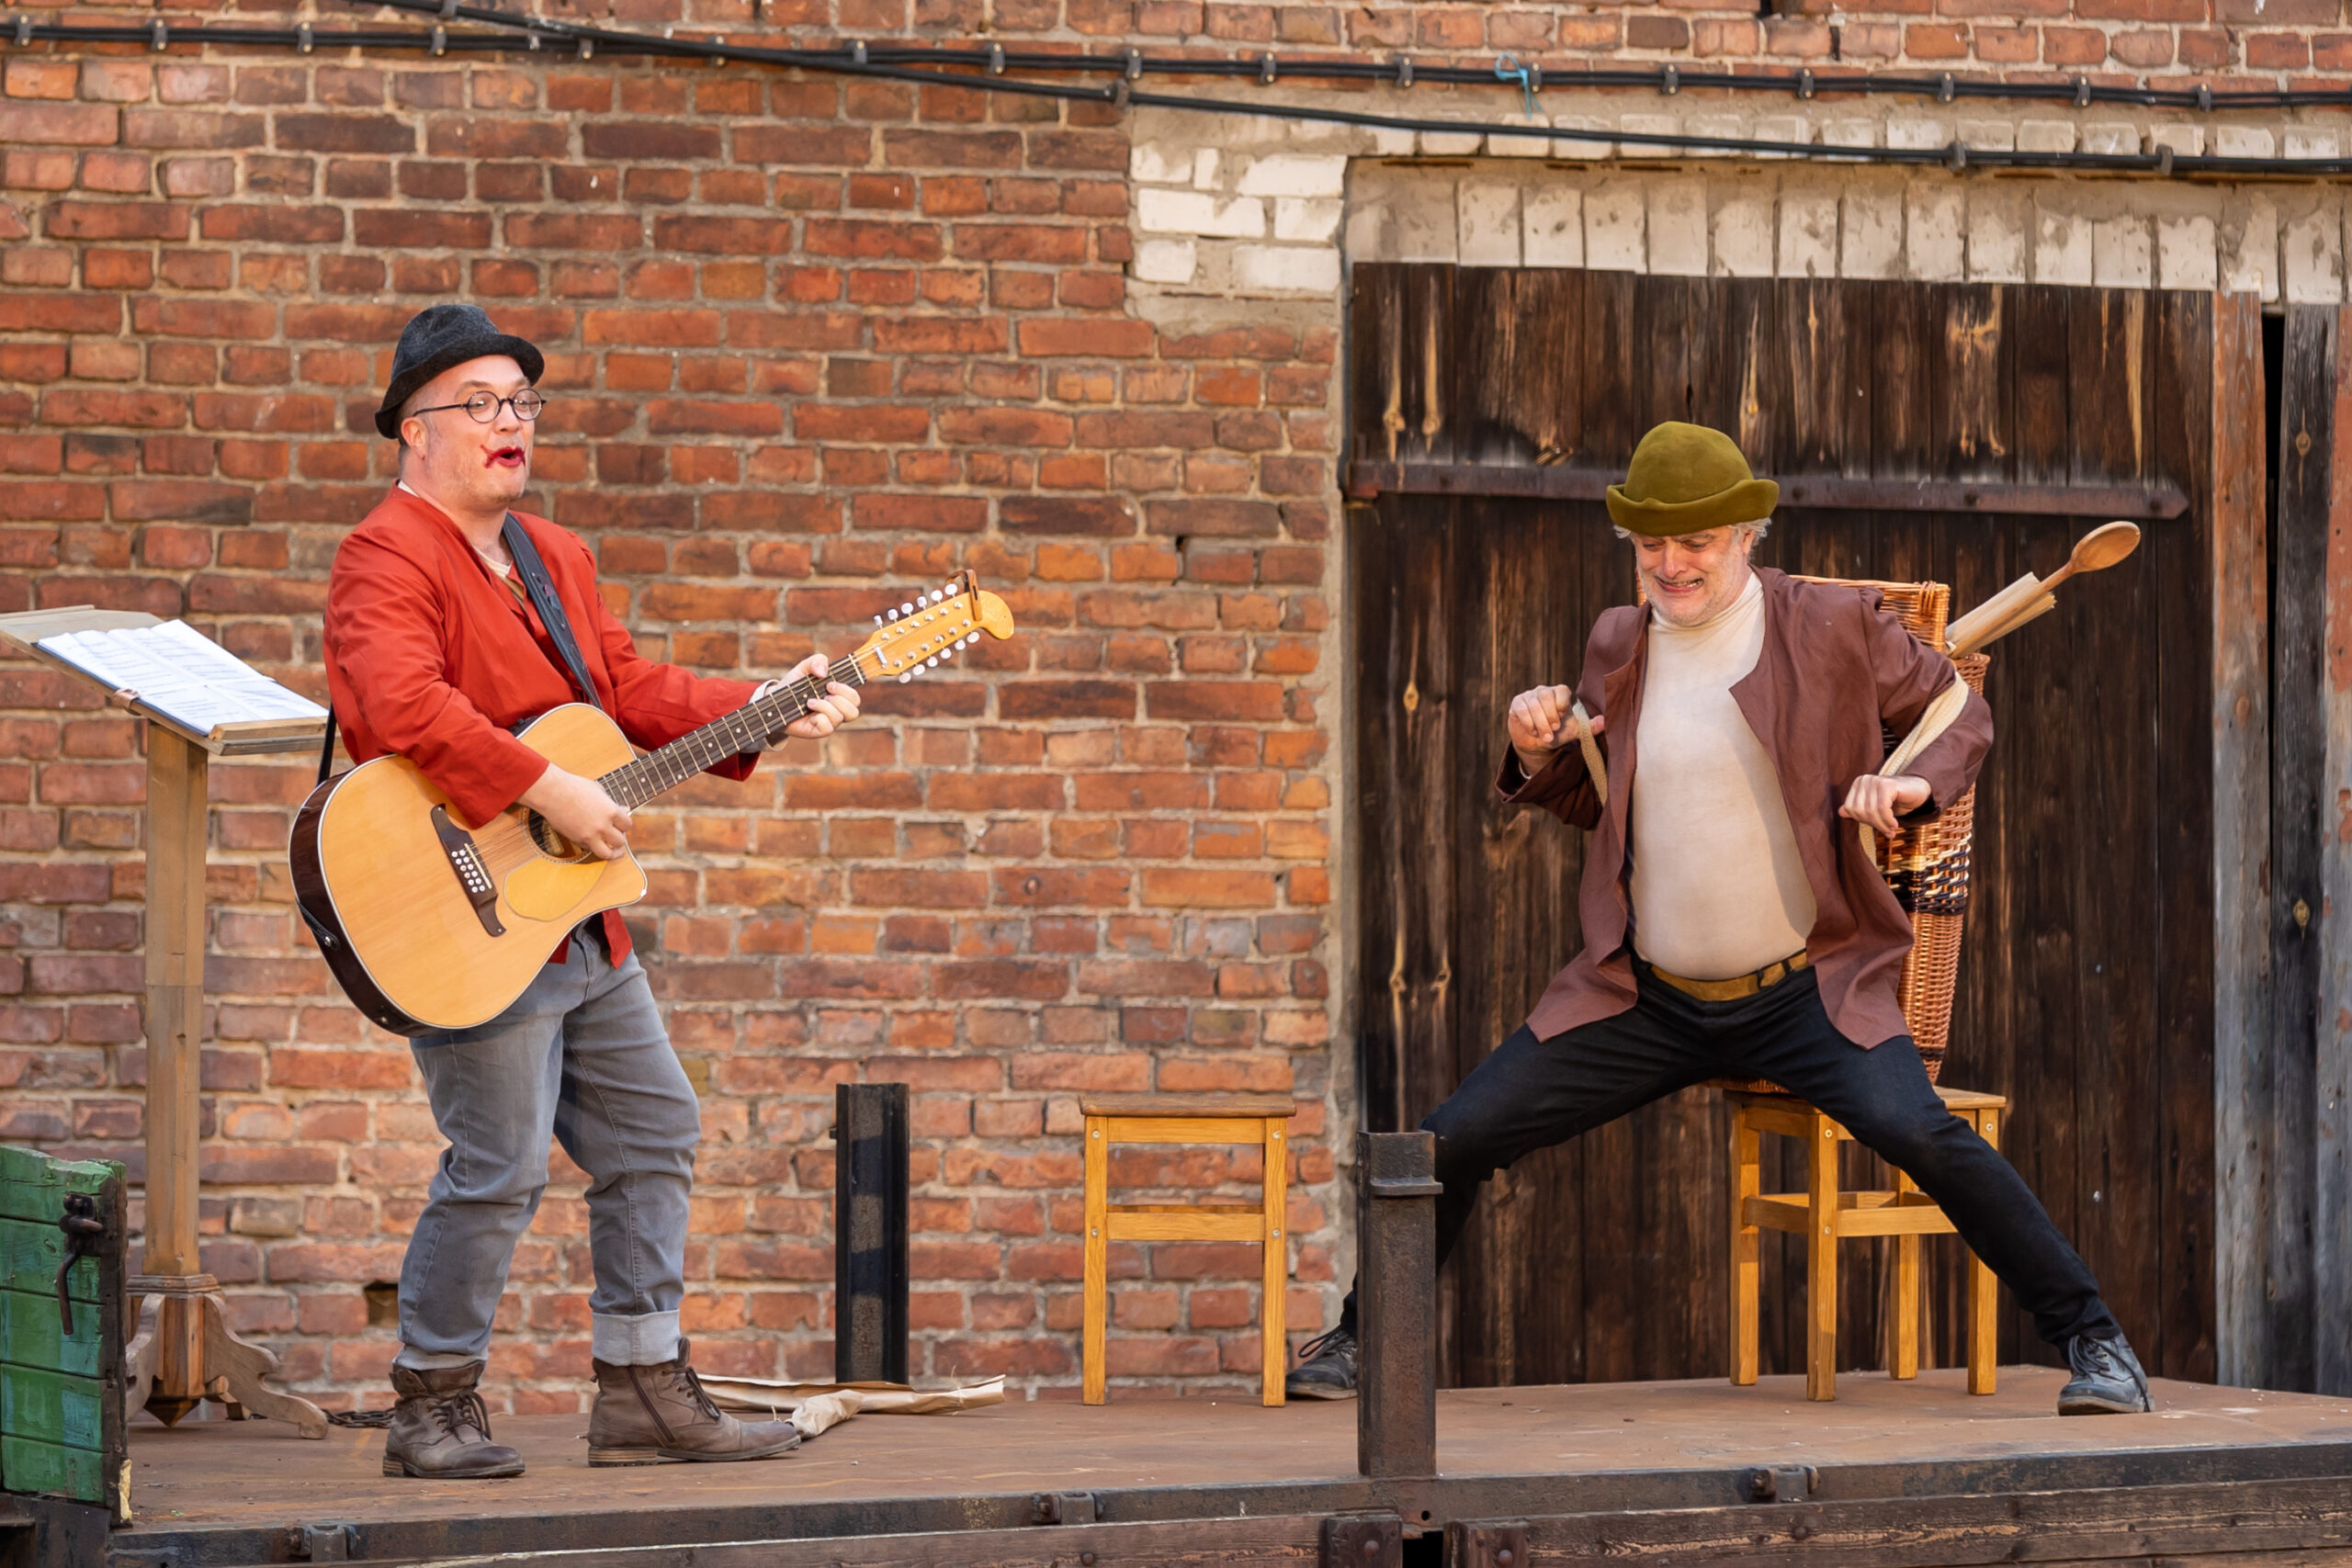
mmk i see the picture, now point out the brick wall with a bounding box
[1,1,2345,1409]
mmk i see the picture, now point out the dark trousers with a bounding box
[1340,966,2119,1348]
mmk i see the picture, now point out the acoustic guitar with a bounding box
[290,571,1015,1036]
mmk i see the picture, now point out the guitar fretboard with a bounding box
[598,651,875,810]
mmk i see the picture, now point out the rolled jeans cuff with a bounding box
[394,1345,486,1372]
[593,1309,682,1367]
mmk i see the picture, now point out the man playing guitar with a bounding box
[324,304,859,1478]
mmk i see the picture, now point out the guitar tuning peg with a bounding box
[873,615,883,626]
[898,671,912,683]
[899,602,914,615]
[939,647,954,660]
[887,607,899,621]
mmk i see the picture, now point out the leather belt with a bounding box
[1643,951,1810,1003]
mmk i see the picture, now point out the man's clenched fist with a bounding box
[1507,684,1602,776]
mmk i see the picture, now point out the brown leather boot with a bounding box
[380,1362,526,1479]
[587,1339,799,1466]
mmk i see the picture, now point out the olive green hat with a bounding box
[1604,421,1779,536]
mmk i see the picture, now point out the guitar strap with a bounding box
[502,512,605,714]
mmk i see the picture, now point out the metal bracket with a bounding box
[1030,1491,1099,1525]
[1321,1513,1402,1568]
[1367,1176,1444,1198]
[1445,1519,1528,1567]
[294,1523,356,1561]
[52,1192,103,1335]
[1747,1464,1816,1502]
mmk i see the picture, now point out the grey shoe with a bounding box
[588,1338,800,1465]
[381,1362,526,1479]
[1285,1325,1359,1401]
[2058,1332,2153,1415]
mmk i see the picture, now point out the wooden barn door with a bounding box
[1345,267,2225,1388]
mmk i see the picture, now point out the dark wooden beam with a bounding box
[1343,458,2191,520]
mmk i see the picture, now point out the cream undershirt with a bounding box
[1628,573,1817,980]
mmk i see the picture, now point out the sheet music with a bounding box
[38,620,326,735]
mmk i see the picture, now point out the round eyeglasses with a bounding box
[411,389,548,423]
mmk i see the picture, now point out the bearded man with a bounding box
[324,305,861,1477]
[1288,422,2151,1416]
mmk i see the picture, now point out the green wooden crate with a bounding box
[0,1145,127,1521]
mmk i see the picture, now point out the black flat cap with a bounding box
[374,304,545,439]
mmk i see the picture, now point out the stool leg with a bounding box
[1893,1169,1919,1381]
[1261,1118,1288,1407]
[1729,1107,1760,1386]
[1966,1109,1999,1396]
[1083,1116,1108,1405]
[1807,1111,1838,1402]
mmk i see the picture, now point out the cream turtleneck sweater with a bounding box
[1628,572,1817,980]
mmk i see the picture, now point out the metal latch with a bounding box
[1030,1491,1098,1525]
[1748,1464,1816,1502]
[53,1193,104,1335]
[1320,1513,1402,1568]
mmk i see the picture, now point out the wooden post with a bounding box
[1727,1108,1759,1386]
[1356,1131,1439,1480]
[2211,290,2272,1390]
[1892,1170,1920,1382]
[832,1083,909,1386]
[1259,1116,1287,1407]
[1805,1112,1838,1402]
[1081,1113,1108,1405]
[1966,1109,2000,1396]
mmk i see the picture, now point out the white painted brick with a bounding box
[1886,118,1951,152]
[1137,188,1266,238]
[2091,217,2153,288]
[1905,186,1964,281]
[1822,120,1878,150]
[1273,197,1342,243]
[2287,127,2345,160]
[1419,120,1484,156]
[1130,143,1188,185]
[1750,116,1808,160]
[1687,115,1747,158]
[1238,154,1347,198]
[2017,120,2077,154]
[1648,182,1708,276]
[2157,215,2220,291]
[1486,114,1553,159]
[1550,117,1614,160]
[1342,197,1392,262]
[1966,194,2027,283]
[2283,206,2346,303]
[2214,126,2278,160]
[2222,195,2279,300]
[2080,122,2140,156]
[1777,190,1838,278]
[1390,181,1459,263]
[1958,119,2016,152]
[1193,150,1221,189]
[1132,238,1197,284]
[1713,195,1776,277]
[2034,205,2092,286]
[1585,184,1646,272]
[2148,124,2204,157]
[1233,244,1341,295]
[1458,182,1521,266]
[1841,189,1903,279]
[1522,186,1583,267]
[1620,113,1680,159]
[1370,127,1417,156]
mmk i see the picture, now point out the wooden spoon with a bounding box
[2036,520,2141,597]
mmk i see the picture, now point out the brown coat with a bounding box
[1502,567,1992,1048]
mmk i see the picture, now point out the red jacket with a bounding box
[1501,568,1992,1049]
[323,487,763,965]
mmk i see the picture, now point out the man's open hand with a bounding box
[1507,684,1602,776]
[1838,773,1931,837]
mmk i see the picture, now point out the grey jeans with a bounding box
[396,932,700,1371]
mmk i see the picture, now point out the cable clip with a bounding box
[1945,139,1966,172]
[526,28,540,49]
[1796,67,1814,99]
[2072,75,2090,108]
[1258,51,1275,85]
[1937,72,1954,104]
[14,13,32,45]
[1395,54,1412,88]
[2154,143,2174,176]
[1660,64,1679,96]
[1112,76,1130,110]
[430,23,447,54]
[1124,46,1140,80]
[987,41,1003,73]
[1495,53,1535,118]
[297,21,313,51]
[2196,84,2212,112]
[851,38,866,64]
[577,33,592,58]
[149,17,166,49]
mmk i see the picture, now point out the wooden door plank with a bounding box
[2211,290,2273,1390]
[1347,264,1403,466]
[2267,304,2335,1393]
[2318,301,2352,1396]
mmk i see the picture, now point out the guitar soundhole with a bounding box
[526,811,593,863]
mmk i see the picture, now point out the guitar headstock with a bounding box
[857,570,1016,682]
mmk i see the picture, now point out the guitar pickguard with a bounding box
[503,855,609,922]
[429,805,505,937]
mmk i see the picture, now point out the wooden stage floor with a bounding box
[114,1366,2352,1566]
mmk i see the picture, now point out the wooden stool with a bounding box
[1726,1083,2004,1402]
[1080,1093,1295,1406]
